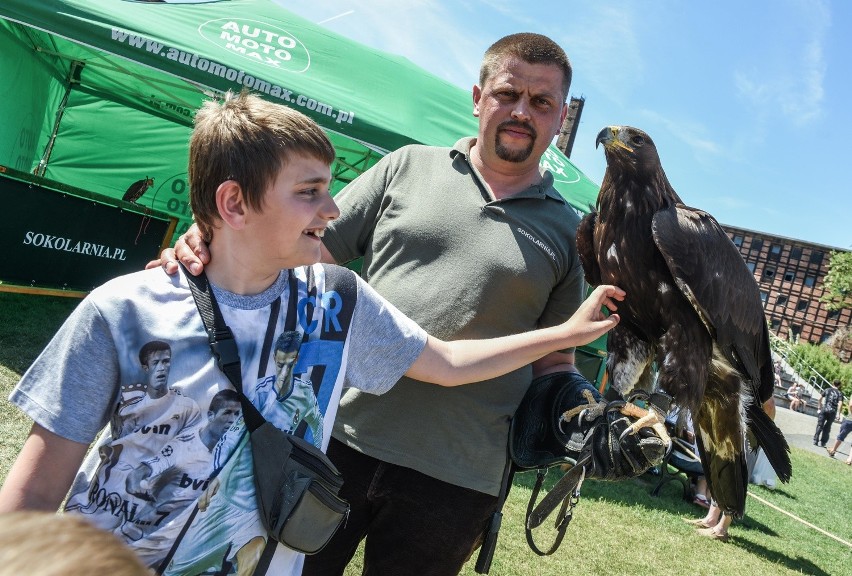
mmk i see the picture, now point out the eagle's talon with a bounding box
[616,401,672,448]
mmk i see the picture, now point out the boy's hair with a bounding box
[0,512,149,576]
[479,33,572,101]
[189,91,336,239]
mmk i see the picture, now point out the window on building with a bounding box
[810,250,824,265]
[760,291,769,304]
[770,318,781,329]
[746,262,756,273]
[751,238,763,251]
[828,309,840,320]
[819,332,831,344]
[769,244,782,260]
[796,299,809,312]
[762,268,775,280]
[791,324,802,339]
[784,270,796,282]
[732,235,744,247]
[790,246,802,259]
[776,295,788,306]
[804,275,816,287]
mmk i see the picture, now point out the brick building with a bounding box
[722,225,851,361]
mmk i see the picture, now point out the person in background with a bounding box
[827,401,851,464]
[785,380,806,413]
[814,380,844,448]
[666,406,710,508]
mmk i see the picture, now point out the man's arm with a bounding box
[0,424,88,513]
[405,285,622,386]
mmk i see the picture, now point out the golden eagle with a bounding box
[576,126,791,518]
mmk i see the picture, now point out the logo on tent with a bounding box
[542,147,582,185]
[199,18,310,72]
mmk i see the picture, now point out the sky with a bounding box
[276,0,851,250]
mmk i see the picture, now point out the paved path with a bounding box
[774,406,848,461]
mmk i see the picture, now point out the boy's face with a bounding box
[244,154,338,269]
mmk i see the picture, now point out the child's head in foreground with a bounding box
[0,511,150,576]
[188,91,336,243]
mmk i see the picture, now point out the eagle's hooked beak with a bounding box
[596,126,633,152]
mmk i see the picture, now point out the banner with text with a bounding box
[1,174,172,292]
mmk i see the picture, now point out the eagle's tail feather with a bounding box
[747,401,792,483]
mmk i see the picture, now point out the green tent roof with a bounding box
[0,0,600,240]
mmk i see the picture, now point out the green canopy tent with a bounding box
[0,0,600,236]
[0,0,607,382]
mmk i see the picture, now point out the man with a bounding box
[166,33,589,575]
[827,402,851,463]
[311,33,585,575]
[814,380,845,447]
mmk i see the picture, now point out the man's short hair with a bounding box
[209,388,241,414]
[138,340,171,366]
[189,90,336,239]
[0,512,149,576]
[479,33,572,101]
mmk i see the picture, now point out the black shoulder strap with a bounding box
[182,265,285,576]
[181,264,266,432]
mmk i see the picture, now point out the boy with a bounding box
[0,92,622,575]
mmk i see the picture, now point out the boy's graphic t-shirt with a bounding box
[10,264,426,575]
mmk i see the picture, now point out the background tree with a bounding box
[820,250,852,311]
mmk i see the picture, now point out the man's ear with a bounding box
[472,84,482,117]
[216,180,246,229]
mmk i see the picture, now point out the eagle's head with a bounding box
[596,125,680,207]
[595,126,662,178]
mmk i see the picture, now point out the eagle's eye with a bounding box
[632,135,645,146]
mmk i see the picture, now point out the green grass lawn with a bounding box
[2,291,851,576]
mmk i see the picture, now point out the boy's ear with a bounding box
[216,180,247,229]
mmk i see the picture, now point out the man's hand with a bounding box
[144,223,209,276]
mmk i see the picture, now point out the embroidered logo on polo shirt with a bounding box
[516,227,557,261]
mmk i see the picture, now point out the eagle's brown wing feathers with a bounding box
[652,204,791,485]
[577,212,602,286]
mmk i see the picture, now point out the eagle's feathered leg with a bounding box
[692,357,750,517]
[655,321,712,414]
[606,325,654,397]
[603,326,671,444]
